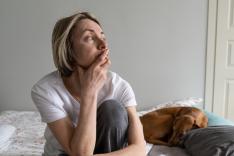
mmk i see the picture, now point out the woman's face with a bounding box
[71,19,109,69]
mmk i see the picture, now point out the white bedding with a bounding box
[0,110,189,156]
[148,145,189,156]
[0,111,46,155]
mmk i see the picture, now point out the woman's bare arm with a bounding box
[71,95,98,155]
[48,94,97,156]
[48,52,110,156]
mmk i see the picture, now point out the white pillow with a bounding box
[138,97,203,116]
[0,124,16,151]
[172,97,203,106]
[0,139,13,152]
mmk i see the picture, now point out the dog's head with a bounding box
[168,113,208,146]
[168,107,209,146]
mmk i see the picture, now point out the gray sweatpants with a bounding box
[59,99,129,155]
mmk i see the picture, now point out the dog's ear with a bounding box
[194,114,208,128]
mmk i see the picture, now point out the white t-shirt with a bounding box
[31,70,137,156]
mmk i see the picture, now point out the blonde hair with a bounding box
[52,12,100,77]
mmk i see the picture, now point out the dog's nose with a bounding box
[178,132,186,138]
[178,133,183,138]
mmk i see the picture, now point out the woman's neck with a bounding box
[62,71,81,101]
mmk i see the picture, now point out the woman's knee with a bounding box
[97,99,128,127]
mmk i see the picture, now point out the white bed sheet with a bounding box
[0,111,46,156]
[0,110,189,156]
[148,145,189,156]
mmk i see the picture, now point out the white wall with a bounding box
[0,0,208,111]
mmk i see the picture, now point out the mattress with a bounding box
[0,110,189,156]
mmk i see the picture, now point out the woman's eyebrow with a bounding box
[81,29,104,35]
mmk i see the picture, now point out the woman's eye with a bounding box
[84,36,94,42]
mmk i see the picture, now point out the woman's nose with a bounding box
[97,38,107,50]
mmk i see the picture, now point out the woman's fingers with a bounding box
[91,50,109,70]
[101,58,111,70]
[77,49,110,95]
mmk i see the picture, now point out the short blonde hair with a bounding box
[52,12,101,77]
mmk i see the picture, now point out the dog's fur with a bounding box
[140,107,208,146]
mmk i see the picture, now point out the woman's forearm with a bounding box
[70,94,97,156]
[127,108,145,146]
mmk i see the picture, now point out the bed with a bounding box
[1,98,234,156]
[0,110,189,156]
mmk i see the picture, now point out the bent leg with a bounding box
[94,99,129,154]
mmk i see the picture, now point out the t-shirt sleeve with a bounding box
[31,84,67,123]
[119,80,137,107]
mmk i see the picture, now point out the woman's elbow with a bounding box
[70,145,93,156]
[136,142,147,156]
[77,150,93,156]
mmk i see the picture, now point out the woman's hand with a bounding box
[77,49,111,99]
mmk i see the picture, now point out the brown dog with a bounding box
[140,107,208,146]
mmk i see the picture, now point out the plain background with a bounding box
[0,0,208,111]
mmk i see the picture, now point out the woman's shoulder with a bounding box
[31,70,60,93]
[107,70,121,82]
[107,70,128,85]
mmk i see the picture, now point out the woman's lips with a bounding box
[78,49,110,70]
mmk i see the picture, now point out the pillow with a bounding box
[0,139,13,152]
[138,97,202,116]
[204,110,234,126]
[172,97,203,106]
[0,124,16,151]
[181,126,234,156]
[191,104,234,126]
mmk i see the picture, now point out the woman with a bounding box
[31,11,146,156]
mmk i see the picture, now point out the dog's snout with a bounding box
[178,133,184,138]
